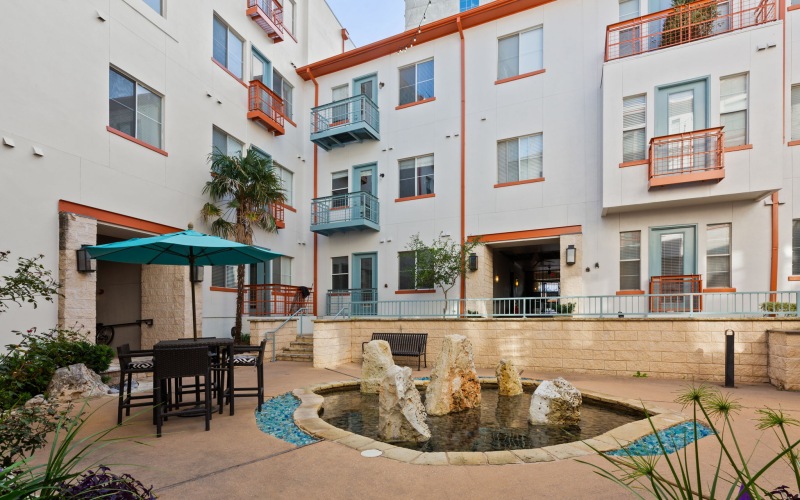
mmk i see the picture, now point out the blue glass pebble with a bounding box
[255,393,320,447]
[608,421,713,456]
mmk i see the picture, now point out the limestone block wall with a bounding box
[313,318,798,383]
[58,212,97,338]
[768,330,800,390]
[312,321,352,368]
[140,265,200,348]
[249,318,300,355]
[465,245,494,307]
[559,234,583,307]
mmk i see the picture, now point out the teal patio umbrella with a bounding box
[85,227,282,339]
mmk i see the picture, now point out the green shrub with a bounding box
[0,328,114,411]
[555,302,576,314]
[760,301,797,312]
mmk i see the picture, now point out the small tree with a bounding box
[660,0,718,48]
[406,233,483,316]
[201,149,286,343]
[0,251,59,315]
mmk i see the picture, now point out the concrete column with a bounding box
[140,265,202,348]
[560,234,584,310]
[58,212,97,338]
[465,245,494,315]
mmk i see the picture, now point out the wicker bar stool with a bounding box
[116,344,154,425]
[153,345,212,437]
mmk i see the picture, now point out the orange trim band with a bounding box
[703,287,736,293]
[395,289,436,294]
[210,286,238,293]
[619,159,648,168]
[788,276,800,281]
[789,3,800,11]
[285,117,297,128]
[771,192,780,300]
[616,290,645,295]
[58,200,182,234]
[458,15,466,310]
[395,97,436,110]
[788,139,800,147]
[211,58,248,88]
[648,169,724,188]
[278,202,297,213]
[395,193,435,203]
[494,68,546,85]
[494,177,544,189]
[296,0,556,80]
[470,225,582,243]
[724,144,753,152]
[106,127,168,156]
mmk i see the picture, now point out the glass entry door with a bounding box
[353,74,377,125]
[655,80,708,173]
[352,253,377,315]
[248,262,270,316]
[352,163,376,221]
[649,226,700,312]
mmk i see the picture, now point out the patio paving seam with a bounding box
[154,442,320,493]
[324,367,360,379]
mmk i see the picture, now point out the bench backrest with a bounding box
[371,333,427,354]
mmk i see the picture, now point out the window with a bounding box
[212,127,243,156]
[143,0,163,15]
[399,155,434,198]
[109,68,163,148]
[623,95,646,163]
[498,27,543,80]
[274,162,294,206]
[332,257,349,290]
[460,0,479,11]
[281,0,296,34]
[273,70,293,119]
[720,74,748,147]
[331,171,348,208]
[706,223,731,288]
[273,256,292,285]
[251,50,271,84]
[792,85,800,141]
[211,265,236,288]
[793,220,800,275]
[213,16,243,79]
[399,59,434,106]
[497,134,543,184]
[619,231,641,290]
[398,251,434,290]
[619,0,639,21]
[331,85,349,123]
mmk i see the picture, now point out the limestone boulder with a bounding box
[378,365,431,443]
[496,359,523,396]
[425,334,481,416]
[47,364,110,402]
[528,377,582,425]
[361,340,394,394]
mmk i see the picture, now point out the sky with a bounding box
[325,0,406,47]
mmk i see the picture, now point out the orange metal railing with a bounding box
[243,284,313,317]
[649,127,724,188]
[268,203,285,229]
[605,0,777,61]
[649,275,703,312]
[246,0,284,41]
[248,80,286,132]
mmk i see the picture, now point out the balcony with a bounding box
[326,288,377,316]
[243,284,313,317]
[605,0,777,62]
[649,275,703,313]
[649,128,724,189]
[268,203,285,229]
[310,95,380,151]
[246,0,284,42]
[310,192,380,236]
[248,80,285,136]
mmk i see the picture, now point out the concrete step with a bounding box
[289,341,313,348]
[276,352,313,362]
[283,346,313,354]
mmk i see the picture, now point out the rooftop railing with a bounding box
[649,128,725,188]
[605,0,777,62]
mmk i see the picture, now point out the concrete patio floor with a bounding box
[72,361,800,499]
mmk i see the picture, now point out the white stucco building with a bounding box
[1,0,798,349]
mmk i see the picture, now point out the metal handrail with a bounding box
[331,306,350,320]
[264,307,308,362]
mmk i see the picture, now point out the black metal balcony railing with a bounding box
[605,0,777,61]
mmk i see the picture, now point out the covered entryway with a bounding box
[491,239,561,315]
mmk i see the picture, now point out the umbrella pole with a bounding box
[189,252,198,339]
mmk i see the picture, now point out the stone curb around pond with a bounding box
[292,378,688,466]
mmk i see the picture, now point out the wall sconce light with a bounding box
[76,246,96,273]
[494,275,499,283]
[468,253,478,272]
[594,262,600,269]
[566,244,576,265]
[514,278,520,287]
[379,82,385,88]
[190,265,204,283]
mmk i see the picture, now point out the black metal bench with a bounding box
[362,333,428,370]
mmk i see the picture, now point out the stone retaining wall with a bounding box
[312,318,800,384]
[249,318,303,355]
[768,330,800,390]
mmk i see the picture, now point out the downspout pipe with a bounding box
[308,68,320,316]
[457,17,467,312]
[771,192,780,302]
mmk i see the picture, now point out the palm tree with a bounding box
[201,148,286,343]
